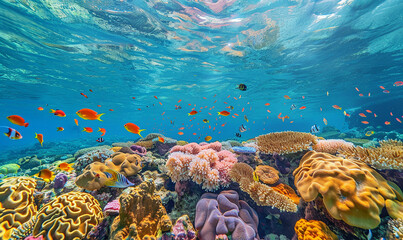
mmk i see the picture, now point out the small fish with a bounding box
[50,109,66,117]
[385,121,391,125]
[380,86,385,89]
[393,81,403,87]
[235,133,241,138]
[37,107,44,111]
[205,136,212,142]
[383,90,390,93]
[89,89,93,92]
[236,84,247,91]
[74,119,79,126]
[359,113,367,117]
[332,105,342,110]
[227,106,234,110]
[310,124,320,133]
[359,93,364,97]
[284,95,291,100]
[323,118,328,125]
[109,109,114,111]
[253,171,259,182]
[239,124,247,132]
[218,111,230,116]
[56,127,64,131]
[35,133,43,146]
[366,229,372,240]
[58,162,74,172]
[2,127,22,140]
[7,115,29,127]
[33,169,54,182]
[158,136,164,143]
[76,108,104,121]
[390,112,393,116]
[188,110,198,116]
[326,91,329,96]
[365,131,374,137]
[154,96,158,99]
[82,127,93,133]
[96,137,104,143]
[124,123,145,138]
[366,110,372,113]
[80,93,88,98]
[355,87,359,92]
[361,121,369,124]
[290,104,296,110]
[397,118,402,123]
[103,169,135,188]
[299,106,306,110]
[343,111,350,117]
[178,132,184,135]
[265,103,270,106]
[244,115,249,122]
[203,119,209,123]
[98,127,106,136]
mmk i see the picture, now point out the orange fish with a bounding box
[332,105,342,110]
[158,136,164,143]
[359,93,364,97]
[359,113,366,117]
[7,115,29,127]
[368,92,371,97]
[242,108,244,112]
[97,105,101,107]
[74,119,79,126]
[361,121,369,124]
[179,127,185,130]
[393,81,403,87]
[380,86,385,89]
[390,112,393,116]
[154,96,158,99]
[89,89,93,92]
[205,136,212,142]
[265,103,270,106]
[323,118,328,125]
[83,127,93,133]
[385,121,391,125]
[35,133,43,146]
[58,162,74,172]
[355,87,359,92]
[98,127,106,136]
[218,111,230,116]
[56,127,64,131]
[299,106,306,110]
[374,113,377,117]
[50,109,66,117]
[366,110,372,113]
[284,95,291,100]
[80,93,88,98]
[302,96,305,99]
[37,107,44,111]
[188,110,198,116]
[124,123,145,138]
[76,108,104,121]
[178,99,182,103]
[396,118,402,123]
[178,132,184,135]
[109,109,114,111]
[33,169,54,182]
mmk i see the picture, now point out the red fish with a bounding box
[188,110,198,116]
[37,107,44,111]
[361,121,369,124]
[385,121,391,125]
[98,127,106,136]
[158,136,164,143]
[80,93,88,98]
[50,109,66,117]
[359,113,366,117]
[178,132,184,135]
[124,123,145,138]
[76,108,104,121]
[3,127,22,140]
[299,106,306,110]
[284,95,291,100]
[35,133,44,146]
[7,115,29,127]
[218,111,230,116]
[83,127,93,133]
[74,119,79,126]
[396,118,402,123]
[366,110,372,113]
[393,81,403,87]
[56,127,64,131]
[383,90,390,93]
[332,105,342,110]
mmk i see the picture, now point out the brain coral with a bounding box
[0,177,37,239]
[294,219,338,240]
[256,131,317,154]
[75,162,109,191]
[254,165,279,185]
[32,192,103,240]
[105,152,142,176]
[293,151,401,229]
[110,181,172,240]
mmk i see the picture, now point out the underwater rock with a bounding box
[105,152,142,176]
[232,146,257,154]
[18,155,42,169]
[0,163,20,174]
[75,162,109,191]
[74,147,114,173]
[53,172,68,189]
[195,190,259,240]
[73,145,111,159]
[130,144,148,156]
[155,140,177,156]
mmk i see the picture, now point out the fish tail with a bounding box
[49,109,55,113]
[97,113,105,121]
[138,129,146,138]
[98,127,101,132]
[217,112,221,115]
[35,133,38,139]
[24,122,29,127]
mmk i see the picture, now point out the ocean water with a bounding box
[0,0,403,239]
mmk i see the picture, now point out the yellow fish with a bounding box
[33,169,55,182]
[365,131,375,137]
[253,171,259,182]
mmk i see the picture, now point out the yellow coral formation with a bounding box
[134,140,154,150]
[293,151,400,229]
[32,192,103,240]
[75,162,109,191]
[0,177,37,239]
[254,165,279,185]
[230,163,297,212]
[105,152,142,176]
[338,139,403,169]
[256,131,317,154]
[272,183,300,205]
[294,219,338,240]
[110,181,172,240]
[111,146,122,152]
[176,140,188,146]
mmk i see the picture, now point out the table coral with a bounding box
[294,219,338,240]
[312,139,354,155]
[256,131,317,154]
[0,177,37,239]
[254,165,279,185]
[32,192,103,240]
[105,152,142,176]
[293,151,401,229]
[110,181,172,240]
[195,190,259,240]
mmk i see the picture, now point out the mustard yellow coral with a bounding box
[254,165,279,185]
[0,177,37,239]
[105,152,142,176]
[32,192,103,240]
[293,151,400,229]
[294,219,338,240]
[256,131,317,154]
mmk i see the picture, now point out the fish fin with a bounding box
[35,133,38,139]
[97,113,105,121]
[98,127,101,131]
[24,122,29,127]
[217,112,221,115]
[138,129,146,138]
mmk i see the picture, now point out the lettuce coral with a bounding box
[294,219,338,240]
[312,139,354,155]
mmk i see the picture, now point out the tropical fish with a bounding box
[7,115,29,127]
[323,118,328,125]
[361,121,369,124]
[343,111,350,117]
[236,84,247,91]
[158,136,164,143]
[35,133,43,146]
[50,109,66,117]
[82,127,93,133]
[98,127,106,136]
[265,103,270,106]
[284,95,291,100]
[74,119,79,126]
[310,124,320,133]
[178,132,184,135]
[37,107,44,111]
[239,124,247,132]
[76,108,104,121]
[124,123,145,138]
[103,169,134,188]
[367,229,372,240]
[80,93,88,98]
[218,111,230,116]
[326,91,329,96]
[226,106,234,110]
[205,136,212,142]
[332,105,342,110]
[385,121,391,125]
[2,127,22,140]
[89,89,93,92]
[397,118,402,123]
[365,131,374,137]
[58,162,74,172]
[299,106,306,110]
[359,113,367,117]
[366,110,372,113]
[33,169,54,182]
[244,115,249,122]
[252,171,259,182]
[235,133,241,138]
[393,81,403,86]
[383,90,390,93]
[203,119,209,123]
[96,137,104,143]
[188,110,198,116]
[56,127,64,131]
[290,104,296,110]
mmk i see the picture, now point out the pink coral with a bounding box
[103,199,120,216]
[312,139,354,154]
[169,141,222,155]
[24,236,44,240]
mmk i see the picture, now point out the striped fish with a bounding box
[103,169,134,188]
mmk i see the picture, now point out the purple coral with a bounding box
[130,145,147,156]
[53,173,68,189]
[173,217,196,240]
[195,190,259,240]
[103,199,120,216]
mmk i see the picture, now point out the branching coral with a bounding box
[312,139,354,155]
[256,131,317,154]
[32,192,103,239]
[254,165,279,185]
[0,177,37,239]
[294,219,338,240]
[230,163,298,212]
[338,139,403,169]
[293,151,402,229]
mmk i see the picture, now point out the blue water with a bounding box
[1,0,403,156]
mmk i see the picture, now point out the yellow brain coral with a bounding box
[32,192,103,240]
[110,181,172,240]
[254,165,279,185]
[105,152,142,176]
[0,177,37,239]
[256,131,317,154]
[294,219,338,240]
[293,151,401,229]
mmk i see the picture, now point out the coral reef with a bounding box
[172,215,196,240]
[255,165,279,185]
[195,190,259,240]
[0,163,20,174]
[256,131,317,154]
[74,147,114,173]
[130,145,147,156]
[105,152,142,176]
[18,155,42,169]
[32,192,103,239]
[293,151,402,229]
[53,173,68,189]
[75,162,109,191]
[312,139,354,155]
[232,146,257,154]
[134,140,155,150]
[294,219,338,240]
[388,218,403,239]
[104,199,120,216]
[0,177,37,239]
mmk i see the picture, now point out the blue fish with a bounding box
[103,169,134,188]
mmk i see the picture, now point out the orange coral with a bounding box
[110,181,172,240]
[256,131,317,154]
[105,152,142,176]
[272,183,300,205]
[75,162,109,191]
[230,163,297,212]
[0,177,37,239]
[255,165,279,185]
[294,219,338,240]
[32,192,103,239]
[293,151,401,229]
